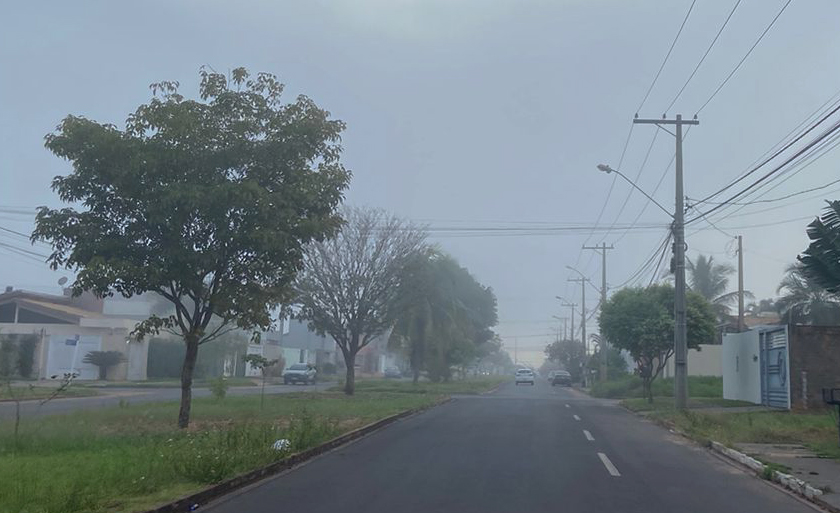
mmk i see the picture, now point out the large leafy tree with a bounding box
[599,284,716,402]
[544,338,585,382]
[294,207,427,394]
[687,254,750,319]
[799,200,840,294]
[776,263,840,325]
[33,68,350,428]
[390,252,498,382]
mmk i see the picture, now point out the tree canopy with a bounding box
[687,254,751,320]
[799,200,840,295]
[599,284,716,401]
[33,67,350,427]
[294,207,427,394]
[390,251,498,382]
[776,263,840,325]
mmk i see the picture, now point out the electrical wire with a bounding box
[695,0,794,115]
[692,93,840,206]
[687,118,840,223]
[636,0,698,113]
[665,0,742,113]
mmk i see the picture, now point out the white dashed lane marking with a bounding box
[583,430,594,441]
[573,414,581,421]
[598,452,621,477]
[565,404,570,408]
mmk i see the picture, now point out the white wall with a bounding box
[722,330,762,404]
[664,344,723,377]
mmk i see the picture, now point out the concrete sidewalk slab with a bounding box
[737,442,840,510]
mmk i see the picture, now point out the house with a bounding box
[723,324,840,409]
[0,287,149,381]
[279,319,339,370]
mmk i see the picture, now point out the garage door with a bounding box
[46,335,101,380]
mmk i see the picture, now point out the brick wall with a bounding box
[789,325,840,409]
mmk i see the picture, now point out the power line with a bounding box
[695,0,794,115]
[636,0,698,113]
[688,118,840,223]
[693,95,840,206]
[665,0,742,113]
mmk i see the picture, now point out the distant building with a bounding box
[0,287,149,381]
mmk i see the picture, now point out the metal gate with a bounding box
[759,327,790,409]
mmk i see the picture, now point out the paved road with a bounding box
[206,380,815,513]
[0,382,330,419]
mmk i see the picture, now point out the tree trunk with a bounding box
[344,353,356,395]
[412,367,420,384]
[98,365,107,381]
[178,335,200,429]
[644,378,653,403]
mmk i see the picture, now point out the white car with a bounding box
[515,368,535,386]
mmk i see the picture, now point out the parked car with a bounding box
[384,367,402,379]
[515,368,535,386]
[551,370,572,387]
[283,363,317,385]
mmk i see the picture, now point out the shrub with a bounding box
[16,335,37,378]
[320,362,337,375]
[82,351,126,380]
[209,376,228,400]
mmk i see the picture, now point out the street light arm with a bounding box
[596,164,674,219]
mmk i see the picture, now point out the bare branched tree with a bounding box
[295,207,427,394]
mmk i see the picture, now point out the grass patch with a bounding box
[0,386,99,402]
[0,377,502,513]
[622,397,755,412]
[79,377,259,389]
[626,402,840,461]
[331,376,509,395]
[590,375,722,399]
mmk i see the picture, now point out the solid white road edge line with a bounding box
[573,414,581,421]
[598,452,621,477]
[583,430,594,441]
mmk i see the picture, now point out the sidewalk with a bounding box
[736,442,840,510]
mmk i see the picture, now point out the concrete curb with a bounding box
[616,403,835,513]
[143,397,452,513]
[708,441,835,512]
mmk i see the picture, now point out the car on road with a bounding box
[551,370,572,387]
[514,368,535,386]
[384,367,402,379]
[283,363,317,385]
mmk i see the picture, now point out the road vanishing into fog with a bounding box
[0,382,330,419]
[205,380,815,513]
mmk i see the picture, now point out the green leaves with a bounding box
[800,200,840,296]
[33,68,351,425]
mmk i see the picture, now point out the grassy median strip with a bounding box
[0,377,506,513]
[621,399,840,461]
[0,386,99,402]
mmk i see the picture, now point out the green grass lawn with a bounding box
[79,377,259,388]
[332,375,509,395]
[622,397,756,412]
[622,399,840,461]
[590,375,723,399]
[0,386,99,402]
[0,377,503,513]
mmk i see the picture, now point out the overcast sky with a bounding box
[2,0,839,366]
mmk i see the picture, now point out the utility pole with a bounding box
[568,276,589,386]
[634,113,699,410]
[738,235,745,332]
[583,243,614,382]
[514,337,518,365]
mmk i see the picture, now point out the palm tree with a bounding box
[799,199,840,295]
[776,263,840,325]
[687,254,750,319]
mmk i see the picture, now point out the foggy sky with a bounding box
[2,0,838,366]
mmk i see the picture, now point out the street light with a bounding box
[596,164,673,218]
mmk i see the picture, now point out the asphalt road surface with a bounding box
[205,380,816,513]
[0,382,330,419]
